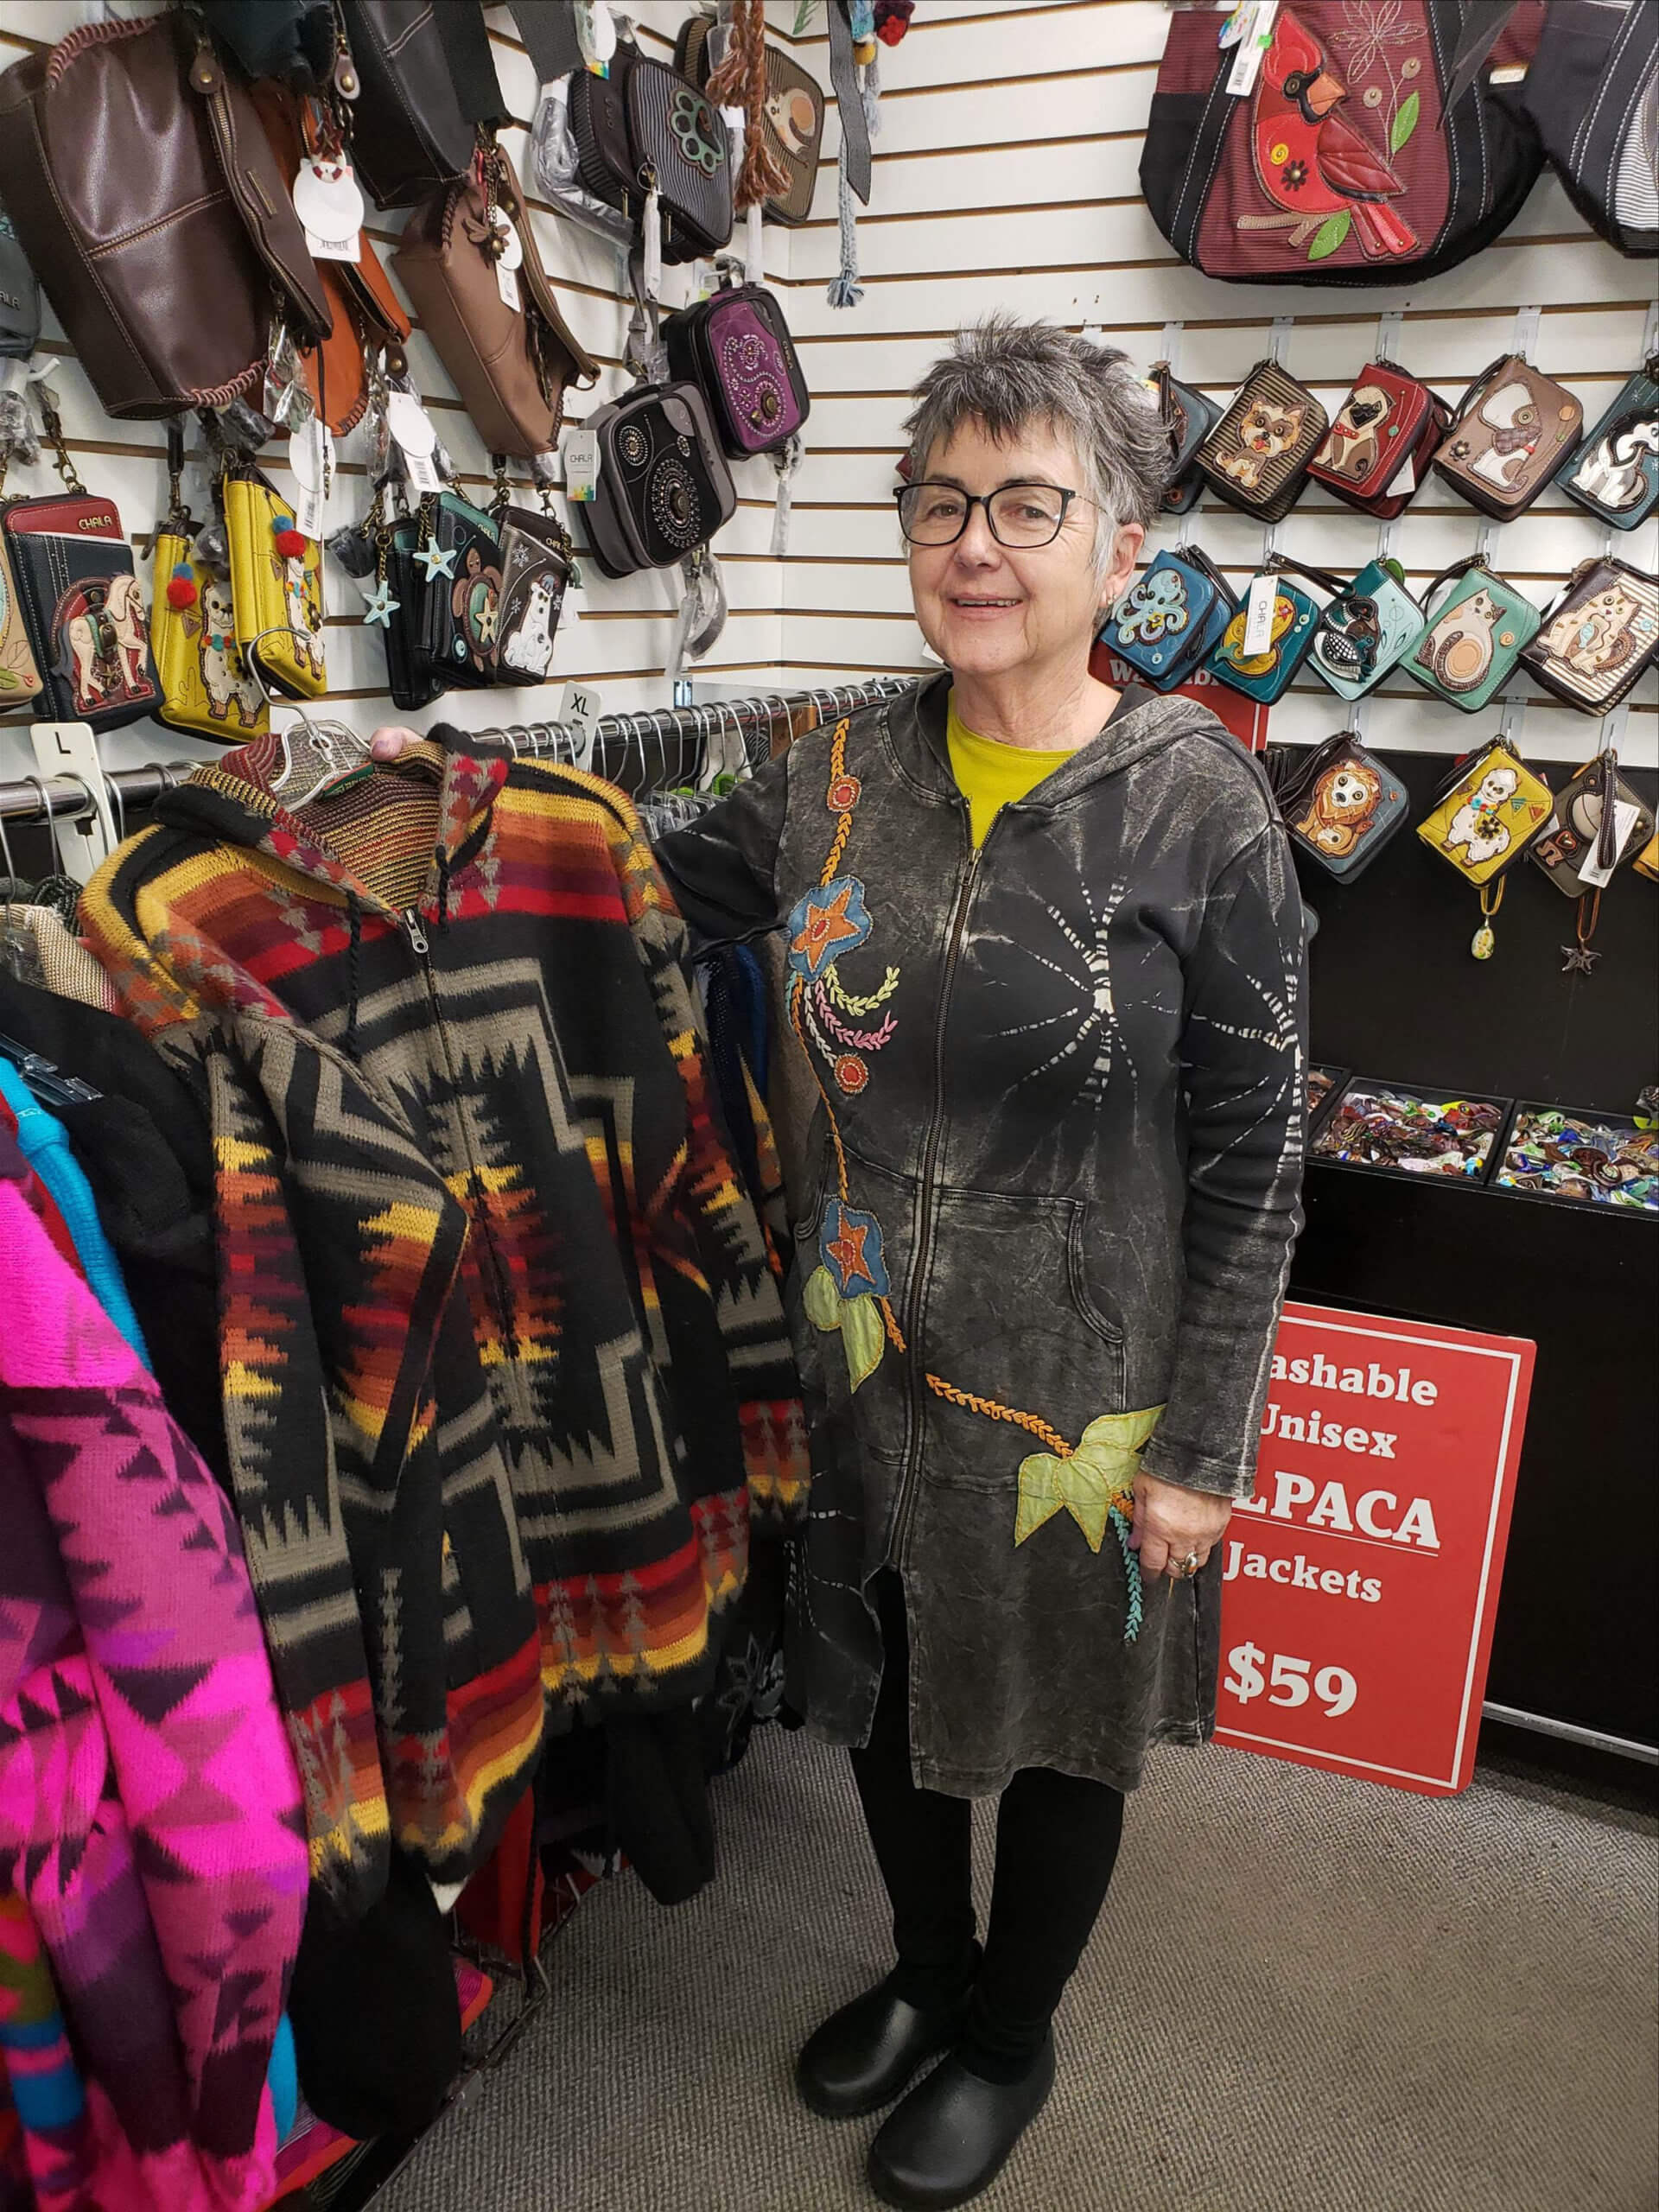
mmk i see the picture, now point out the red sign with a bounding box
[1215,1302,1534,1796]
[1088,642,1271,751]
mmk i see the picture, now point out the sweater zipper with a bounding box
[401,903,517,1344]
[890,831,982,1569]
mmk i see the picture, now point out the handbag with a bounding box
[1148,364,1221,517]
[568,35,734,264]
[196,0,337,87]
[1272,731,1409,880]
[152,512,268,741]
[0,210,40,363]
[1529,751,1656,895]
[1208,566,1322,704]
[1197,359,1328,523]
[1561,361,1659,531]
[222,470,327,701]
[392,143,598,461]
[1521,557,1659,715]
[674,15,825,226]
[580,381,737,579]
[1415,737,1554,887]
[492,503,572,686]
[1307,557,1424,699]
[1306,361,1453,518]
[1524,0,1659,257]
[1432,353,1583,519]
[662,276,810,460]
[378,508,444,713]
[1140,2,1545,286]
[0,531,42,708]
[0,10,330,421]
[335,0,483,209]
[415,493,503,690]
[1,486,160,731]
[1403,560,1541,711]
[1098,547,1237,690]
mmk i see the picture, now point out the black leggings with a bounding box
[848,1572,1125,2082]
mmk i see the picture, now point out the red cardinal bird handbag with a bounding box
[1141,2,1546,285]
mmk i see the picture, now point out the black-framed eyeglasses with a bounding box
[894,480,1096,549]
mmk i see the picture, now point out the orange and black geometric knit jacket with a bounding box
[80,728,807,1917]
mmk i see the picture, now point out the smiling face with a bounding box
[906,417,1140,685]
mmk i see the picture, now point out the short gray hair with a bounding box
[902,316,1169,575]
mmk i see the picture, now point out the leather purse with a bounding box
[674,14,824,227]
[492,504,572,685]
[1,488,161,731]
[222,471,327,701]
[336,0,480,209]
[1272,732,1409,881]
[1522,556,1659,715]
[0,533,43,708]
[1149,365,1220,518]
[1307,558,1424,701]
[1209,568,1322,705]
[1561,360,1659,531]
[1098,548,1237,690]
[581,382,737,578]
[662,277,809,460]
[1403,560,1541,713]
[569,35,734,264]
[392,143,598,461]
[1432,353,1584,518]
[416,493,502,690]
[380,509,444,712]
[1529,752,1656,896]
[152,520,268,741]
[1197,359,1328,523]
[0,10,330,421]
[1306,361,1453,518]
[1415,737,1554,887]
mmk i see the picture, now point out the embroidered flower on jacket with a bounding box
[820,1198,890,1299]
[787,875,873,978]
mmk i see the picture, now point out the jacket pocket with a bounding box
[918,1185,1127,1494]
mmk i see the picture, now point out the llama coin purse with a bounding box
[1308,558,1424,701]
[1416,740,1554,887]
[1562,360,1659,531]
[1209,572,1320,704]
[1403,562,1541,713]
[1276,732,1408,881]
[1522,557,1659,716]
[1098,547,1236,690]
[152,522,269,741]
[1433,353,1583,520]
[1197,359,1328,524]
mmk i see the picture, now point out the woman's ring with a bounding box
[1172,1550,1200,1578]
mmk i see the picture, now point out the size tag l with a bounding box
[1243,572,1279,658]
[1576,799,1642,889]
[563,425,600,503]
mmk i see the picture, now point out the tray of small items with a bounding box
[1306,1062,1350,1134]
[1491,1103,1659,1214]
[1310,1077,1512,1182]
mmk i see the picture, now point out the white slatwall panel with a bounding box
[0,0,1653,802]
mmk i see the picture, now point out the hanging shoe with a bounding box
[795,1951,978,2120]
[865,2031,1057,2209]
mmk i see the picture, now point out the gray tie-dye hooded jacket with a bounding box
[658,674,1306,1796]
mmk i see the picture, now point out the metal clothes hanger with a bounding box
[242,626,369,810]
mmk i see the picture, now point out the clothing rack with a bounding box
[0,679,914,832]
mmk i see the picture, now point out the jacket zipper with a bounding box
[401,904,517,1344]
[890,832,982,1568]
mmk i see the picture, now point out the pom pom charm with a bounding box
[272,516,308,559]
[165,563,199,610]
[874,0,913,42]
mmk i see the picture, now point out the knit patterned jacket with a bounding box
[81,734,805,1915]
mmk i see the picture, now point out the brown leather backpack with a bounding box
[0,10,329,421]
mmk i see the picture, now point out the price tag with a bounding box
[386,389,441,494]
[577,0,616,71]
[559,680,601,768]
[563,424,600,503]
[290,416,335,543]
[1575,798,1643,889]
[642,185,663,301]
[1383,453,1419,499]
[293,156,363,263]
[1242,571,1279,658]
[1226,0,1278,94]
[496,260,522,312]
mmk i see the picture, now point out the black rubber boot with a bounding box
[866,2031,1057,2209]
[795,1955,979,2120]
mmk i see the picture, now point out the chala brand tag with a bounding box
[293,156,363,264]
[563,425,600,503]
[386,389,442,494]
[1242,572,1279,658]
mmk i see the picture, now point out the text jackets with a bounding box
[82,733,804,1913]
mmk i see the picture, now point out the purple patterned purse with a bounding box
[662,278,809,461]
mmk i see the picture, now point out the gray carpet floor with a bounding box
[378,1728,1658,2212]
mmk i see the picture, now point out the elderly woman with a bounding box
[374,317,1305,2211]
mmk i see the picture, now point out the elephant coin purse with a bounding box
[1561,360,1659,531]
[1308,558,1423,701]
[223,472,327,702]
[1306,360,1453,519]
[1208,569,1320,704]
[1197,358,1328,524]
[1098,547,1236,690]
[151,524,268,741]
[0,489,160,730]
[1403,561,1541,713]
[1528,753,1656,898]
[1148,363,1221,518]
[1415,739,1554,887]
[1521,556,1659,715]
[1273,731,1408,881]
[1433,353,1583,520]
